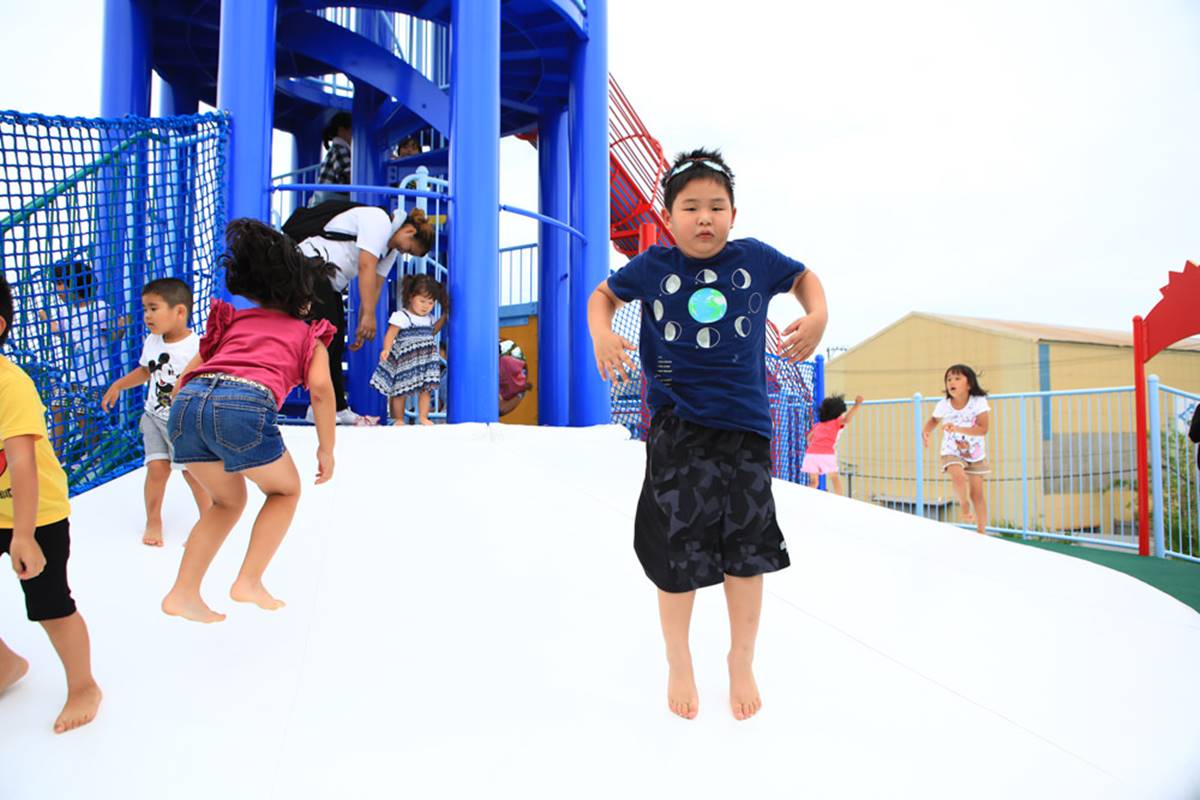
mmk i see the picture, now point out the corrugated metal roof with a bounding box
[921,313,1200,352]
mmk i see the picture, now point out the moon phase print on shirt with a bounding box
[654,266,760,349]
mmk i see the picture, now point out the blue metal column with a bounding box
[99,0,150,374]
[101,0,151,117]
[813,354,826,491]
[345,9,391,420]
[538,107,571,426]
[217,0,277,223]
[567,0,610,426]
[448,0,500,423]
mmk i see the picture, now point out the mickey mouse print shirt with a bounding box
[607,239,805,439]
[139,332,199,421]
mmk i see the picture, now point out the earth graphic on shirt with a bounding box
[653,266,758,349]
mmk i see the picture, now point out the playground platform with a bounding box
[1,425,1197,798]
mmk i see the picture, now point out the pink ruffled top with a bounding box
[180,299,336,408]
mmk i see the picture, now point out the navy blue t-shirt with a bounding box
[607,238,805,439]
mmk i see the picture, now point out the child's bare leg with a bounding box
[946,464,973,523]
[968,474,987,534]
[143,460,170,546]
[0,636,29,694]
[829,473,843,496]
[39,613,102,734]
[389,395,406,425]
[724,574,763,721]
[229,453,301,611]
[417,390,433,425]
[181,467,213,524]
[658,588,698,719]
[162,461,246,623]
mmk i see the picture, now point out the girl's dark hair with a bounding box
[661,148,735,212]
[52,260,96,300]
[817,394,848,423]
[0,271,12,347]
[401,273,447,312]
[221,218,334,319]
[944,364,987,397]
[398,207,436,256]
[322,112,352,147]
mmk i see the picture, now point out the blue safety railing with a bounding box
[830,381,1199,558]
[1154,383,1199,562]
[0,110,228,493]
[500,244,538,307]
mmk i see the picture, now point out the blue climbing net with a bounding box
[610,299,819,483]
[0,110,229,494]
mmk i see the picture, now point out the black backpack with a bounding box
[282,199,384,243]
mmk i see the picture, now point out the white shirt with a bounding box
[933,395,990,461]
[138,332,199,420]
[298,206,396,292]
[387,309,434,330]
[51,299,112,387]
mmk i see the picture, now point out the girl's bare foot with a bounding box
[54,682,102,734]
[666,655,699,719]
[959,506,976,525]
[728,654,762,721]
[162,591,226,623]
[0,651,29,694]
[419,418,435,426]
[143,524,164,547]
[230,579,285,611]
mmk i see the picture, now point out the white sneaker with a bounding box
[335,408,359,425]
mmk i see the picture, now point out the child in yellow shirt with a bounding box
[0,273,101,733]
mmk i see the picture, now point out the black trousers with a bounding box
[1,518,77,621]
[312,276,348,411]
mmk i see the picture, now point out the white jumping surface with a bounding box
[2,425,1198,799]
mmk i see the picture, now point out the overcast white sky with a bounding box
[1,0,1196,353]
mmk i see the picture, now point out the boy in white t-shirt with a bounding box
[102,279,211,546]
[39,261,125,459]
[922,363,991,534]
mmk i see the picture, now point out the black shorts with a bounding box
[1,518,77,622]
[635,410,790,593]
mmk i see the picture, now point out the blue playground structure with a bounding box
[0,0,820,494]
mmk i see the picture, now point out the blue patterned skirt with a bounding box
[370,326,441,397]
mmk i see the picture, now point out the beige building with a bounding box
[823,313,1200,537]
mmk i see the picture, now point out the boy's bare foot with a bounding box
[143,524,164,547]
[162,592,226,623]
[419,418,435,426]
[0,652,29,694]
[666,656,699,719]
[230,579,285,611]
[728,654,762,721]
[53,682,102,734]
[959,506,975,525]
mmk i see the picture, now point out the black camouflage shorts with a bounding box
[634,409,790,593]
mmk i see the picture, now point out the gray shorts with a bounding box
[141,411,183,470]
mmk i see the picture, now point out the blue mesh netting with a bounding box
[0,110,229,494]
[609,299,819,482]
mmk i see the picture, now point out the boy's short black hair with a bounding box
[0,271,12,347]
[142,277,193,315]
[52,260,96,300]
[817,394,848,423]
[662,148,736,212]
